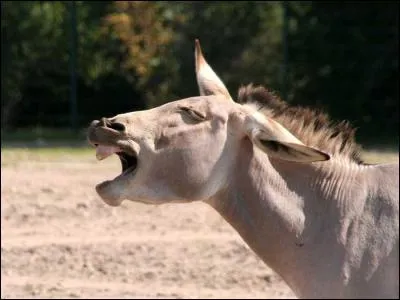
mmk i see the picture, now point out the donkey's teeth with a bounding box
[96,145,121,161]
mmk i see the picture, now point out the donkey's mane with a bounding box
[237,84,364,164]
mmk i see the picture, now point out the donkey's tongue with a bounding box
[96,145,121,161]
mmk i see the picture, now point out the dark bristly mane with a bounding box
[237,84,364,164]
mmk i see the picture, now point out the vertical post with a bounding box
[282,1,289,101]
[69,1,78,131]
[0,1,6,131]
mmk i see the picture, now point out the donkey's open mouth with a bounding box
[94,144,138,177]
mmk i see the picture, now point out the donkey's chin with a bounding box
[96,180,125,206]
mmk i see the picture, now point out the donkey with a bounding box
[87,40,399,299]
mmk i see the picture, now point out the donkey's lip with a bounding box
[94,144,138,179]
[96,145,121,160]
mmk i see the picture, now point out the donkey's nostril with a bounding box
[90,120,100,127]
[95,117,125,132]
[109,122,126,132]
[99,117,110,127]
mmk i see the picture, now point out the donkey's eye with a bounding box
[178,107,206,121]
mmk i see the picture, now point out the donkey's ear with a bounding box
[244,110,330,163]
[255,138,330,163]
[195,39,232,100]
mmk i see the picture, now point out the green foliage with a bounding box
[286,2,398,139]
[1,1,67,128]
[100,1,183,107]
[1,1,398,143]
[163,2,285,99]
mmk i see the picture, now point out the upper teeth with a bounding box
[96,145,121,161]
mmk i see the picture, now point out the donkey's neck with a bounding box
[206,141,367,298]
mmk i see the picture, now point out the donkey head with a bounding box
[87,40,329,206]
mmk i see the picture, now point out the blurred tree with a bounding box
[1,1,141,128]
[286,1,398,140]
[101,1,184,107]
[158,1,285,102]
[1,1,398,143]
[1,1,68,129]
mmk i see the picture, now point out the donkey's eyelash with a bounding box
[178,107,206,121]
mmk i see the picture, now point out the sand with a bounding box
[1,151,295,299]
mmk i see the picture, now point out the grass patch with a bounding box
[1,147,94,165]
[1,128,398,165]
[361,150,399,164]
[1,145,398,165]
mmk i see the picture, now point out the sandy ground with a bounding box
[1,150,296,299]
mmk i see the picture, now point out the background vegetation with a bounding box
[1,1,398,146]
